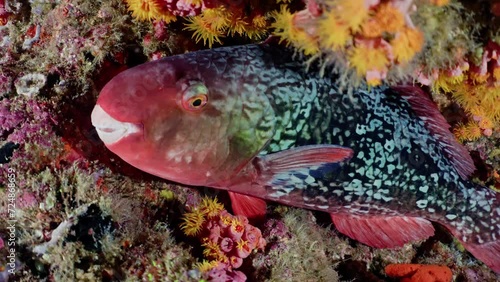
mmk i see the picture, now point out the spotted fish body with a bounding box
[91,44,499,272]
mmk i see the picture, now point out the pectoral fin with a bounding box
[254,145,353,192]
[226,145,353,217]
[228,191,267,222]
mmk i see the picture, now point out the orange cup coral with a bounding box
[181,197,266,278]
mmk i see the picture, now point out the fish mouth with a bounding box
[91,104,142,145]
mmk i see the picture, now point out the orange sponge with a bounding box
[385,263,452,282]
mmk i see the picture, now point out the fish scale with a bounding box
[197,44,498,245]
[92,43,500,272]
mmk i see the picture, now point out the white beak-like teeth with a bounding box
[91,104,141,145]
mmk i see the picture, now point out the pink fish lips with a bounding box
[91,104,143,145]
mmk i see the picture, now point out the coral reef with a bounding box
[0,0,499,281]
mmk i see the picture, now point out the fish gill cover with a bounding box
[0,0,499,281]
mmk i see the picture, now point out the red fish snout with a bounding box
[95,60,179,124]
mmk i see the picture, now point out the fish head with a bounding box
[91,54,275,187]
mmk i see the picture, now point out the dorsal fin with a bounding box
[392,86,475,179]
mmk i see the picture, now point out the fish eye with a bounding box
[187,95,208,109]
[182,83,209,112]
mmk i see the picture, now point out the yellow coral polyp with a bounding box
[470,72,490,84]
[202,8,230,31]
[432,72,464,93]
[184,16,224,48]
[430,0,450,6]
[271,6,299,44]
[454,122,483,141]
[185,0,203,5]
[202,241,220,258]
[470,106,486,118]
[125,0,176,22]
[125,0,161,21]
[391,27,424,64]
[333,0,369,32]
[348,45,389,76]
[231,217,245,233]
[453,124,468,142]
[271,6,318,55]
[477,89,500,122]
[479,85,500,106]
[466,122,482,139]
[245,25,268,40]
[360,18,383,38]
[252,15,267,29]
[293,31,319,56]
[450,85,480,111]
[478,117,493,129]
[246,15,268,40]
[228,17,248,37]
[451,83,500,122]
[199,197,224,218]
[318,10,350,50]
[374,3,405,33]
[202,241,228,262]
[367,77,382,87]
[180,209,205,236]
[236,239,249,251]
[493,67,500,81]
[196,260,219,272]
[221,215,233,226]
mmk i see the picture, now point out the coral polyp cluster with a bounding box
[125,0,275,47]
[181,197,266,280]
[184,6,269,48]
[271,0,438,86]
[429,41,500,141]
[181,197,225,236]
[124,0,204,22]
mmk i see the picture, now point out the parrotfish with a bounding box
[91,44,499,272]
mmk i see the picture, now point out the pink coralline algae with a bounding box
[0,98,56,148]
[0,97,62,186]
[162,0,207,16]
[160,0,250,17]
[261,218,292,252]
[205,262,247,282]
